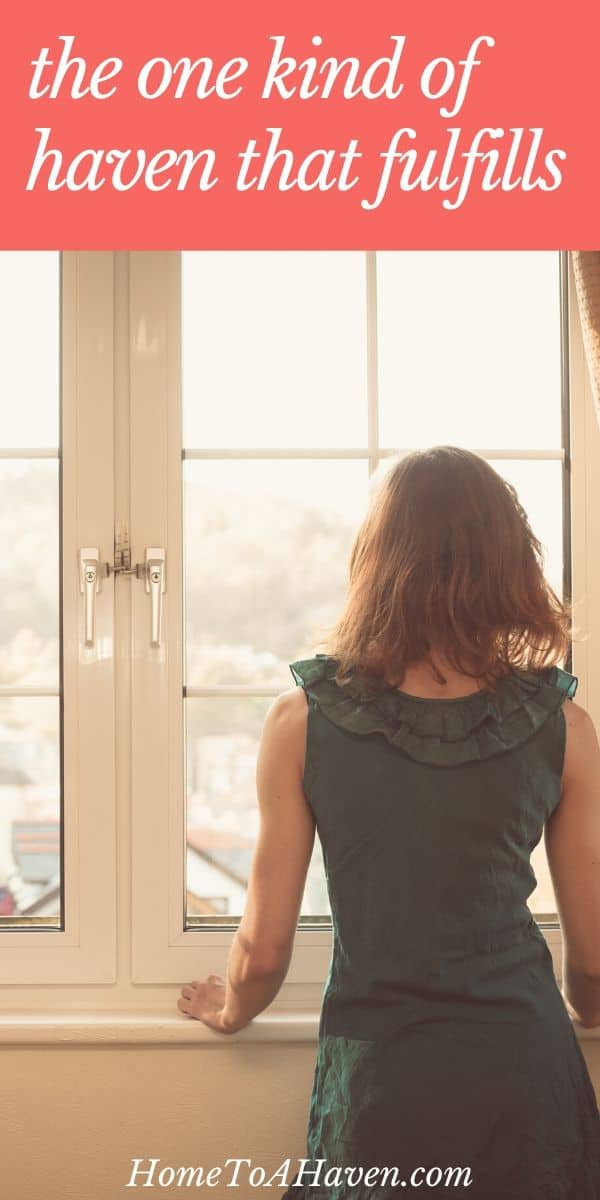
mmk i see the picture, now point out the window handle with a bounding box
[84,531,167,649]
[79,548,109,647]
[142,548,166,648]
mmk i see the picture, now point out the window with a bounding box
[0,252,61,926]
[0,252,115,984]
[3,249,596,1000]
[178,251,568,931]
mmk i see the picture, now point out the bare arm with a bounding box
[178,686,315,1033]
[545,698,600,1028]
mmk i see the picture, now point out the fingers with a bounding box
[177,975,224,1019]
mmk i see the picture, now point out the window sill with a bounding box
[0,1010,598,1045]
[0,1011,320,1045]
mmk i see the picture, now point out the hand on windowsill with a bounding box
[177,975,249,1035]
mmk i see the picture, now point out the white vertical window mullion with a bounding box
[130,252,179,981]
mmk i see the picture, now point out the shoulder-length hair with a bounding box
[323,446,571,689]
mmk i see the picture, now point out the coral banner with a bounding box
[2,0,599,247]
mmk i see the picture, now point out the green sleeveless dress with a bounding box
[282,654,600,1200]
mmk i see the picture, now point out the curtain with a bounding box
[570,251,600,427]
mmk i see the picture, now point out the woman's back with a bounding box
[283,653,600,1199]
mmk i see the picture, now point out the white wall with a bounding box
[2,1041,598,1200]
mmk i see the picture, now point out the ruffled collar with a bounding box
[289,654,578,766]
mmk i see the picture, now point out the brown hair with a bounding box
[323,446,571,690]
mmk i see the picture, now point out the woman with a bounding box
[178,446,600,1198]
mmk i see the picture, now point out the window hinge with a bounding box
[113,520,135,574]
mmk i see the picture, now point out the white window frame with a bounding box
[127,252,333,988]
[1,250,598,1009]
[130,250,599,995]
[0,252,116,986]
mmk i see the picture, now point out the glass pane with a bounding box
[0,697,60,923]
[184,459,367,687]
[529,841,556,917]
[0,252,60,447]
[182,251,367,448]
[377,251,562,450]
[495,460,563,599]
[185,698,329,923]
[0,461,60,687]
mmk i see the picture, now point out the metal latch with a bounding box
[79,525,167,649]
[79,548,110,646]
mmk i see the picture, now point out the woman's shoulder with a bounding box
[257,688,309,779]
[267,686,309,728]
[286,654,581,767]
[562,697,594,728]
[562,696,600,780]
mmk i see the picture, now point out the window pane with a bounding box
[183,459,367,687]
[529,841,556,917]
[0,251,63,931]
[180,250,567,931]
[377,251,562,449]
[0,697,60,923]
[0,252,60,447]
[185,698,329,923]
[0,461,60,687]
[182,252,367,448]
